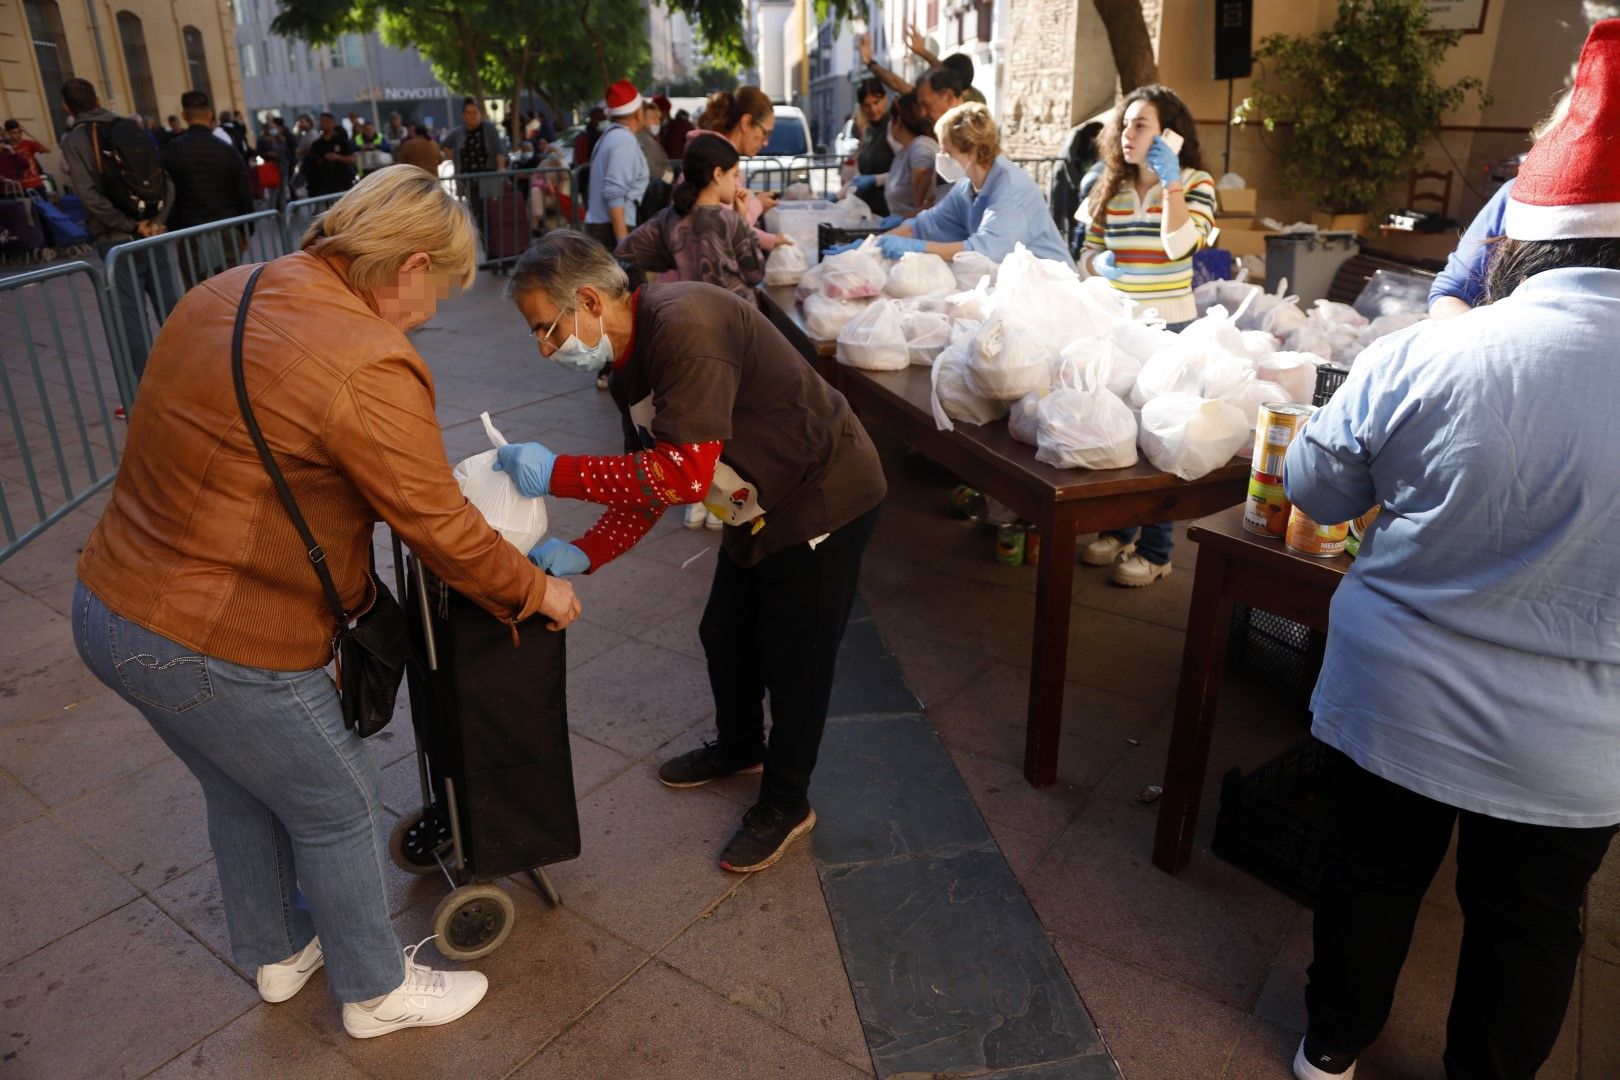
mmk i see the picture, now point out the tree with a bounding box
[273,0,647,144]
[661,0,863,69]
[1092,0,1158,93]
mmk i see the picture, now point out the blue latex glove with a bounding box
[875,214,904,230]
[877,234,926,260]
[1145,134,1182,189]
[1091,250,1127,281]
[851,174,878,192]
[823,240,861,257]
[529,537,590,576]
[491,442,556,498]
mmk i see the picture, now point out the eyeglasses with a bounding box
[532,307,571,348]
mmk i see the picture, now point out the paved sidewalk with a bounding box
[2,273,1615,1079]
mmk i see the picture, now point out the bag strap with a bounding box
[89,122,103,175]
[230,264,350,627]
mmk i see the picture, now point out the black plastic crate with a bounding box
[1227,604,1324,697]
[817,222,884,257]
[1212,738,1339,907]
[1313,364,1350,406]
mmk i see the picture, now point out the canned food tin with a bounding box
[1024,526,1041,566]
[1243,476,1290,538]
[995,524,1026,566]
[949,484,984,519]
[1285,505,1350,558]
[1346,505,1381,557]
[1251,403,1313,482]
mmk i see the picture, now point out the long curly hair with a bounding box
[1086,85,1203,233]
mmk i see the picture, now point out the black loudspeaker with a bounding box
[1214,0,1254,81]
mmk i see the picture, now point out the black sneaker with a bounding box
[719,804,816,873]
[657,741,763,789]
[1293,1035,1357,1079]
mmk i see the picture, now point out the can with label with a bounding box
[1346,505,1381,557]
[1285,505,1350,558]
[1244,476,1291,539]
[949,484,985,519]
[995,524,1026,566]
[1024,526,1041,566]
[1251,402,1313,480]
[1244,403,1314,537]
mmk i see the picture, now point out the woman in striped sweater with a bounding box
[1079,84,1216,587]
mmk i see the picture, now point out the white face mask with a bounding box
[935,152,968,184]
[648,121,662,135]
[596,119,610,133]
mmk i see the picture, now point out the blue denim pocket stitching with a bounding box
[108,616,214,714]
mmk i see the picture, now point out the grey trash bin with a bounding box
[1264,231,1361,307]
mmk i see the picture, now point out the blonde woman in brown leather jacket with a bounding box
[72,166,578,1039]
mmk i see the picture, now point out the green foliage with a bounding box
[1233,0,1488,214]
[658,59,743,98]
[659,0,865,69]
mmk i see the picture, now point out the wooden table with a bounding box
[1151,506,1350,873]
[759,286,1251,787]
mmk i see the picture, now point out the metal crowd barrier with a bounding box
[742,154,846,200]
[0,260,128,563]
[280,193,345,251]
[439,166,579,268]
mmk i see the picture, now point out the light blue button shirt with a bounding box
[909,155,1074,267]
[585,123,649,227]
[1284,267,1620,827]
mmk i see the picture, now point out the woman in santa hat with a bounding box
[1282,19,1620,1080]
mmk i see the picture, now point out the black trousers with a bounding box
[584,222,618,251]
[1306,746,1616,1080]
[698,507,878,815]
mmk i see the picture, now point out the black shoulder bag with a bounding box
[230,264,408,737]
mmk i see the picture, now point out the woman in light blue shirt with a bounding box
[837,103,1072,267]
[1283,225,1620,1080]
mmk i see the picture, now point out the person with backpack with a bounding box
[58,77,177,384]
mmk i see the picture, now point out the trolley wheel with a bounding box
[431,884,516,960]
[388,809,451,876]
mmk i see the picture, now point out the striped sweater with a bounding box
[1082,168,1216,325]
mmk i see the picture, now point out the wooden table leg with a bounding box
[1023,504,1080,788]
[1152,546,1234,873]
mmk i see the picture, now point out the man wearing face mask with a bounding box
[828,102,1072,266]
[493,230,887,874]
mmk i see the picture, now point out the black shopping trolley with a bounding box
[385,538,580,960]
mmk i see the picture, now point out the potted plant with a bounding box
[1233,0,1488,234]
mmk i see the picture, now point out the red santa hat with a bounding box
[605,80,643,118]
[1504,19,1620,241]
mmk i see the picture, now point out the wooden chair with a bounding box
[1406,169,1452,214]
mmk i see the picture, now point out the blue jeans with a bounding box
[97,240,178,381]
[1105,522,1174,566]
[72,581,405,1001]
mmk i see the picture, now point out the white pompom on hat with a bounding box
[1504,19,1620,241]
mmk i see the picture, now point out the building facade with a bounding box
[231,1,459,134]
[3,0,243,149]
[648,0,697,86]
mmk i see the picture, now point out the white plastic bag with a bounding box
[899,307,953,366]
[1218,379,1291,445]
[1132,343,1210,407]
[885,252,956,298]
[453,412,549,553]
[1255,352,1320,405]
[930,337,1010,431]
[945,280,991,322]
[836,299,909,371]
[1137,394,1250,481]
[803,292,870,340]
[951,250,999,291]
[1034,379,1139,471]
[763,242,808,286]
[1111,320,1181,365]
[1059,337,1139,400]
[794,259,829,299]
[968,314,1054,401]
[820,244,887,299]
[834,193,879,227]
[1008,389,1047,445]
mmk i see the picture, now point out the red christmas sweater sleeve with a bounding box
[549,440,722,570]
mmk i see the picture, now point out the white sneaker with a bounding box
[1080,535,1135,566]
[341,936,489,1040]
[703,510,724,530]
[683,504,707,529]
[1293,1037,1357,1079]
[1111,553,1173,587]
[256,936,324,1003]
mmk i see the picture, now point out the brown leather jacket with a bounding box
[77,252,554,671]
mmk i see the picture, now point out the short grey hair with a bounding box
[508,229,630,310]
